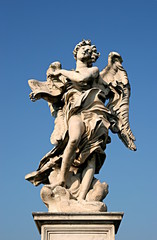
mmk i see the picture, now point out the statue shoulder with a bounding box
[90,66,99,78]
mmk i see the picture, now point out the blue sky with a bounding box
[0,0,157,239]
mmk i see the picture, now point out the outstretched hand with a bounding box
[49,69,62,77]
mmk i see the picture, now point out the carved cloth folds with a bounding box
[50,85,111,174]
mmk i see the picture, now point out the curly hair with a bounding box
[73,39,100,63]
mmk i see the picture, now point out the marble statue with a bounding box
[25,40,136,212]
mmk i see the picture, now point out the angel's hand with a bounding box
[47,68,62,78]
[50,69,62,77]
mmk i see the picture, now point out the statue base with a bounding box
[33,212,123,240]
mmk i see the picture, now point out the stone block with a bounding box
[33,212,123,240]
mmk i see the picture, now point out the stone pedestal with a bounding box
[33,212,123,240]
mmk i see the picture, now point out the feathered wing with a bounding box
[100,52,136,151]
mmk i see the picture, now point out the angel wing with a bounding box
[100,52,136,151]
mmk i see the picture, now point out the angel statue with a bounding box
[25,40,136,212]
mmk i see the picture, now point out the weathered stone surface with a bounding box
[40,185,107,213]
[25,39,136,212]
[33,212,123,240]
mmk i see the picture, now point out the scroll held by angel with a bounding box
[25,40,136,213]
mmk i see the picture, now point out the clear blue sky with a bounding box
[0,0,157,239]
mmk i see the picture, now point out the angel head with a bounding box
[73,39,100,64]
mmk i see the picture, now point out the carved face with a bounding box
[76,45,92,62]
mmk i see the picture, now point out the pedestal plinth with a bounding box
[33,212,123,240]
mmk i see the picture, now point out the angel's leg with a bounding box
[77,155,96,201]
[49,115,85,189]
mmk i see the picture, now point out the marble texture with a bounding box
[25,39,136,212]
[33,212,123,240]
[40,185,107,213]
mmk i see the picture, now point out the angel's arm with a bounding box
[49,67,99,83]
[60,69,85,82]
